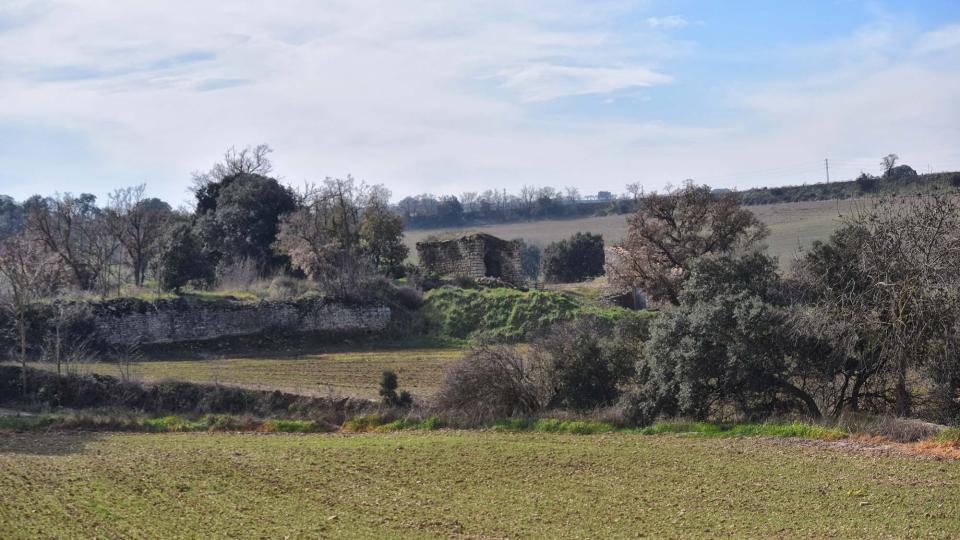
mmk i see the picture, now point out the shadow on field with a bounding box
[0,432,105,456]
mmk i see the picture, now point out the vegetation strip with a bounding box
[0,414,855,441]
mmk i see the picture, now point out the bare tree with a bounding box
[564,186,580,205]
[607,182,768,305]
[105,184,172,287]
[881,153,899,176]
[24,193,115,291]
[520,185,537,211]
[41,303,93,376]
[190,143,274,192]
[0,233,62,392]
[460,191,478,212]
[625,182,643,201]
[275,177,389,295]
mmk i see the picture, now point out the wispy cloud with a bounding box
[645,15,688,29]
[193,78,251,92]
[498,64,672,102]
[914,23,960,54]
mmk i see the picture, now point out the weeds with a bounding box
[341,414,445,432]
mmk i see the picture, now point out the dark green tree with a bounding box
[159,224,214,292]
[513,239,541,281]
[541,232,604,283]
[639,252,822,422]
[360,199,408,277]
[195,173,297,271]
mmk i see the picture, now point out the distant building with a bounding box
[416,233,524,285]
[596,191,614,201]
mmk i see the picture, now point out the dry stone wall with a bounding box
[90,298,391,346]
[416,233,523,285]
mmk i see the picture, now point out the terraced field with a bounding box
[49,348,463,398]
[1,431,958,538]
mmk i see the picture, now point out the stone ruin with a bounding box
[416,233,524,286]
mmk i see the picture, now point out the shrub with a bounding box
[541,232,604,283]
[378,370,412,408]
[433,345,547,425]
[532,317,636,411]
[267,275,313,299]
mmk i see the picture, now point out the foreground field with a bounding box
[1,431,957,538]
[404,198,863,269]
[53,348,463,398]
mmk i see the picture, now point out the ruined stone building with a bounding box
[416,233,524,285]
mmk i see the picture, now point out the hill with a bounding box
[404,197,863,270]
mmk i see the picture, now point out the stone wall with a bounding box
[90,298,391,346]
[416,233,524,285]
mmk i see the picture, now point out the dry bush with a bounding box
[267,275,314,299]
[433,345,547,425]
[837,412,947,442]
[216,257,267,292]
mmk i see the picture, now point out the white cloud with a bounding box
[498,64,672,102]
[645,15,688,29]
[0,3,957,205]
[914,23,960,54]
[0,0,688,203]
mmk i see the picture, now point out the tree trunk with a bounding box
[894,357,911,417]
[770,376,821,419]
[17,313,27,395]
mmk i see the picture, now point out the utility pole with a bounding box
[824,158,830,183]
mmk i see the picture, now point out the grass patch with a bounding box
[492,418,617,434]
[933,428,960,443]
[638,421,847,440]
[342,415,446,432]
[0,415,56,431]
[491,418,846,440]
[0,413,329,434]
[423,286,647,342]
[260,419,329,433]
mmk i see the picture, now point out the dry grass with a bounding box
[33,348,464,399]
[1,431,958,538]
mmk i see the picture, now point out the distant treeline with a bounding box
[396,187,633,229]
[737,168,960,205]
[397,165,960,230]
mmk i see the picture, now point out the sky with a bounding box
[1,0,959,207]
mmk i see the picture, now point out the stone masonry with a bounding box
[90,297,391,346]
[416,233,524,285]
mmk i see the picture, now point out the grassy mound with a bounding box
[423,287,647,342]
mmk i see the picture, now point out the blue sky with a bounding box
[1,0,959,206]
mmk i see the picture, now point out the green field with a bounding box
[1,431,957,538]
[51,348,463,398]
[404,198,862,269]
